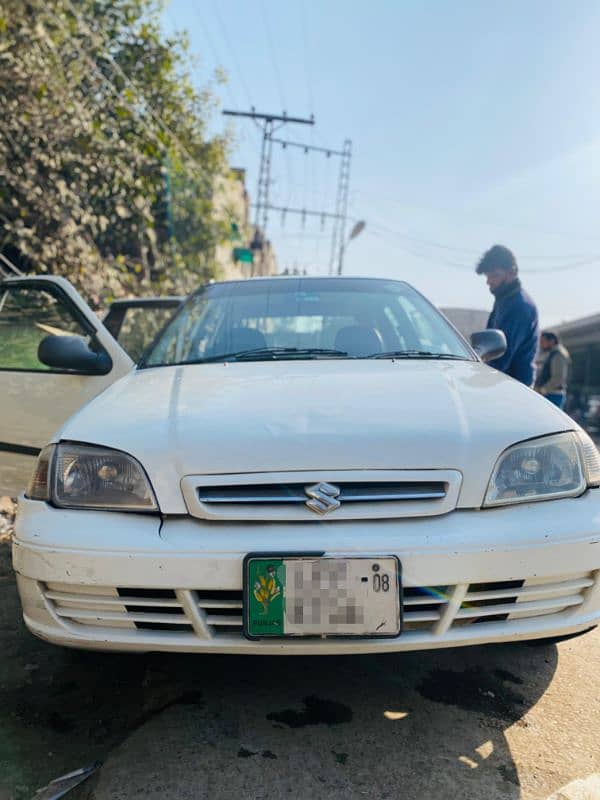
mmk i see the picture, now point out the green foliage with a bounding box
[112,304,180,362]
[0,0,231,301]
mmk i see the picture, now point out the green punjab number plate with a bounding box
[244,555,401,639]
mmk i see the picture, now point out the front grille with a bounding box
[182,470,462,521]
[42,571,595,641]
[197,482,446,504]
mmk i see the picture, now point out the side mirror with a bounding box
[38,335,112,375]
[470,329,507,363]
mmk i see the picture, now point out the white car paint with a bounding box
[13,492,600,653]
[2,275,600,654]
[53,359,571,513]
[0,277,133,495]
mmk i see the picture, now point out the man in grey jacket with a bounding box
[535,331,570,409]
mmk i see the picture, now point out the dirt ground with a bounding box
[1,516,599,800]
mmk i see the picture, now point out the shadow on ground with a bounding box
[0,540,563,800]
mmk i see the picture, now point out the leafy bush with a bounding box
[0,0,232,303]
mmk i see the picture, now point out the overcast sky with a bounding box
[164,0,600,325]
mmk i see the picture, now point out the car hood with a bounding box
[58,360,572,513]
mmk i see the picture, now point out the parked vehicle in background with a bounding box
[1,275,599,656]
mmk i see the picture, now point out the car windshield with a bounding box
[142,277,473,367]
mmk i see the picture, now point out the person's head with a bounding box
[540,331,559,351]
[475,245,518,293]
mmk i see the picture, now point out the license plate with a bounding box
[243,554,401,639]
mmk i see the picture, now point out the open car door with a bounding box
[102,296,183,362]
[0,276,134,496]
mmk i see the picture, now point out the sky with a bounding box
[163,0,600,325]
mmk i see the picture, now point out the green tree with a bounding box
[0,0,231,302]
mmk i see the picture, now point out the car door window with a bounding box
[0,284,90,371]
[113,306,180,363]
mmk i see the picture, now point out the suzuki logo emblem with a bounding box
[304,482,341,516]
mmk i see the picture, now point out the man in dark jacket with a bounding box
[476,245,539,386]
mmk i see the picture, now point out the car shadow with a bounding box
[0,555,559,800]
[0,538,560,799]
[84,642,552,799]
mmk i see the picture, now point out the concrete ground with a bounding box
[1,532,599,800]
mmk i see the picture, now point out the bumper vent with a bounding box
[402,573,595,633]
[195,590,242,634]
[117,588,193,632]
[42,571,595,641]
[43,584,243,637]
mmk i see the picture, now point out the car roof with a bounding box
[204,275,410,289]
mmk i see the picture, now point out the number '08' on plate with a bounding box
[243,554,402,639]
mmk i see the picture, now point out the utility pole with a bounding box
[223,109,314,275]
[330,139,352,275]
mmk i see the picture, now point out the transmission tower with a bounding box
[253,137,353,275]
[223,109,314,274]
[329,139,352,275]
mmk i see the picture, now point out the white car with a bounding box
[1,275,599,655]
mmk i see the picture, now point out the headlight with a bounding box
[27,443,158,512]
[575,429,600,486]
[484,432,589,507]
[27,445,55,501]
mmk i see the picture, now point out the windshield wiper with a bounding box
[196,347,349,363]
[369,350,467,360]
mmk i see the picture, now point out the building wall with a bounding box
[213,168,278,281]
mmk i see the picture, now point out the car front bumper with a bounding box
[12,492,600,654]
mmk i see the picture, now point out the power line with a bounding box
[271,138,345,157]
[209,0,255,109]
[277,231,331,239]
[191,7,239,109]
[299,0,314,116]
[366,230,485,272]
[368,218,597,261]
[519,257,600,274]
[367,228,600,274]
[258,204,345,222]
[60,1,208,175]
[259,0,286,110]
[223,109,313,125]
[357,189,600,247]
